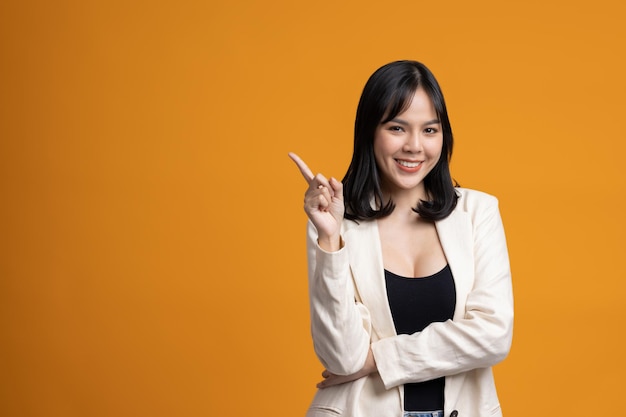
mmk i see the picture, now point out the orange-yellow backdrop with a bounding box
[1,0,625,416]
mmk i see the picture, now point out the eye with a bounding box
[389,125,405,132]
[424,127,439,134]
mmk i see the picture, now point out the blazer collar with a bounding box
[346,220,396,339]
[436,208,474,320]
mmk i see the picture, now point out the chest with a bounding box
[376,218,447,278]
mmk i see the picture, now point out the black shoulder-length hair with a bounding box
[342,60,458,222]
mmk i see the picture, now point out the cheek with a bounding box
[373,130,399,155]
[428,138,444,160]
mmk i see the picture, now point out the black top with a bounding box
[384,264,456,411]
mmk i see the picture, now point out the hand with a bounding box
[288,152,344,251]
[316,348,377,389]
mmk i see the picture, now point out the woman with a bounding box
[289,60,513,417]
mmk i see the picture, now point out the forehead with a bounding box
[385,87,438,121]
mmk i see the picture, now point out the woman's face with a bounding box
[373,87,443,198]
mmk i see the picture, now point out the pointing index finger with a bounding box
[288,152,315,183]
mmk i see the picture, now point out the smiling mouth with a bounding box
[395,159,422,168]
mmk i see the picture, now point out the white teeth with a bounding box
[396,160,421,168]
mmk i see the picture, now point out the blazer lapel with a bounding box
[436,207,474,320]
[346,220,397,340]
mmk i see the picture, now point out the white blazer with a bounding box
[305,188,514,417]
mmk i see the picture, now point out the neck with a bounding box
[382,185,428,215]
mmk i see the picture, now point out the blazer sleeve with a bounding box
[371,195,514,388]
[306,221,372,376]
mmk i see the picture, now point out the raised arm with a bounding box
[289,152,371,376]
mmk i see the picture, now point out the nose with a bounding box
[402,131,423,153]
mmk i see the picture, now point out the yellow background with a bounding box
[1,0,625,416]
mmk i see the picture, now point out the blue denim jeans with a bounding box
[403,411,444,417]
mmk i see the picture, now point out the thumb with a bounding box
[329,177,343,201]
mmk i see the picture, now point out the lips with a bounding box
[395,159,422,168]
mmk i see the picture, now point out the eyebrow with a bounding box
[387,118,441,126]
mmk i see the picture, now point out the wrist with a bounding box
[317,235,343,252]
